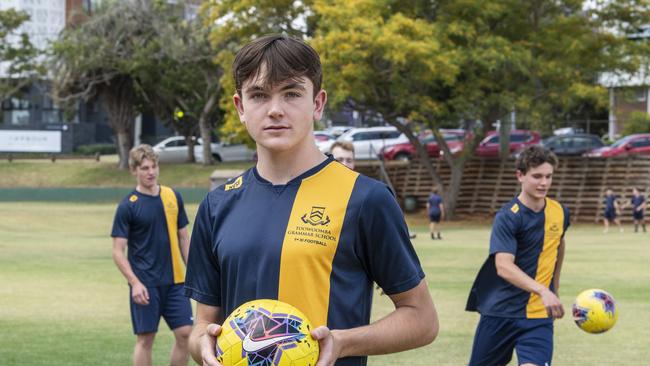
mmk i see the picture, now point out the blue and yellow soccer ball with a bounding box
[216,299,319,366]
[572,289,618,334]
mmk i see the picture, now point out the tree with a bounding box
[0,8,42,102]
[204,0,312,146]
[141,1,224,164]
[50,0,159,169]
[314,0,649,217]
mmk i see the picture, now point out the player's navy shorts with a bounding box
[129,283,193,334]
[429,212,441,223]
[469,315,554,366]
[604,209,616,220]
[633,210,644,220]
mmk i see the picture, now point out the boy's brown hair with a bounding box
[129,144,158,169]
[515,145,558,174]
[233,34,322,98]
[330,141,355,155]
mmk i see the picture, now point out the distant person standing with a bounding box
[628,187,646,233]
[111,144,193,366]
[330,141,355,170]
[426,187,445,240]
[603,189,623,233]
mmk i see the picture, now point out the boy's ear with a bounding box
[312,89,327,121]
[233,93,245,123]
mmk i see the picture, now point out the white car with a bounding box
[152,136,216,163]
[314,131,336,153]
[337,126,407,159]
[153,136,254,163]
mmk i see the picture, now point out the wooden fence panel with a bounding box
[356,156,650,223]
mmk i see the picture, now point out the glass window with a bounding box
[511,134,529,142]
[487,136,499,143]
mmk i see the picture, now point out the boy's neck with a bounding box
[256,143,326,185]
[137,184,159,196]
[517,192,546,212]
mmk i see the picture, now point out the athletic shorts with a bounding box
[129,283,193,334]
[429,213,441,223]
[469,315,554,366]
[633,210,644,220]
[604,210,616,220]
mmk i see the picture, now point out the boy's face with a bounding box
[331,146,355,170]
[233,67,327,154]
[131,158,159,189]
[516,162,553,201]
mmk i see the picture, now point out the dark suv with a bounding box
[542,134,604,156]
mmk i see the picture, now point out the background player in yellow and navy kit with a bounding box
[603,189,623,233]
[466,146,570,366]
[184,35,439,366]
[627,187,646,233]
[111,144,193,366]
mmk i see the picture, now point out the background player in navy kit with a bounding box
[111,144,193,366]
[184,35,438,366]
[466,146,570,366]
[426,186,444,240]
[603,189,623,233]
[626,187,646,233]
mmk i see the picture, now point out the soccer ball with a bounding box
[572,289,618,334]
[216,299,319,366]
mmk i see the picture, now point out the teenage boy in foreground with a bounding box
[184,34,438,366]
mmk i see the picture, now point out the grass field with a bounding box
[0,159,253,188]
[1,202,648,365]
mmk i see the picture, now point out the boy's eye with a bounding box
[250,93,268,100]
[285,92,301,98]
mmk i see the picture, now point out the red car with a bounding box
[586,134,650,157]
[382,132,465,160]
[475,130,541,157]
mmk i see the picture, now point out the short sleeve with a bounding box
[489,210,518,255]
[184,197,221,306]
[357,185,424,295]
[111,201,130,238]
[175,190,189,229]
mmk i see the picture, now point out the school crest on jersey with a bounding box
[301,206,330,226]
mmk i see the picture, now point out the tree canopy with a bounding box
[0,8,42,102]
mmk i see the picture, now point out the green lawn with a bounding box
[0,203,648,365]
[0,159,253,188]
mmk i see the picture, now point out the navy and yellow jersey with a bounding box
[427,194,443,215]
[466,197,570,319]
[111,185,189,287]
[604,195,618,212]
[185,157,424,364]
[631,195,645,210]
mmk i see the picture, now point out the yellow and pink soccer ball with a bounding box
[572,289,618,334]
[216,299,319,366]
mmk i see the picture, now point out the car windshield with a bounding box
[421,134,460,143]
[611,136,633,148]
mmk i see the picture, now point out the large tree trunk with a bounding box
[199,93,218,165]
[101,80,136,170]
[444,160,467,219]
[185,134,196,163]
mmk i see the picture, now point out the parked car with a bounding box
[153,136,254,163]
[337,127,408,159]
[153,136,217,163]
[586,133,650,157]
[325,125,354,137]
[314,131,336,153]
[381,131,465,160]
[541,134,605,156]
[475,130,541,157]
